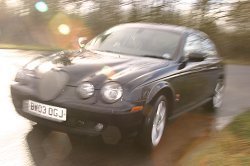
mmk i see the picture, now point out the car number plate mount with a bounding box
[23,100,67,122]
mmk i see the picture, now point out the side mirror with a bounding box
[187,51,206,62]
[78,37,87,48]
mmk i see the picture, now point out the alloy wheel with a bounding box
[213,81,224,109]
[151,100,166,146]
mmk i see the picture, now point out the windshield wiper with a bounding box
[142,54,171,60]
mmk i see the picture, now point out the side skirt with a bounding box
[168,97,212,120]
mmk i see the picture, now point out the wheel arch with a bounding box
[145,82,175,117]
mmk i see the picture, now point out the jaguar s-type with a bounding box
[11,23,224,150]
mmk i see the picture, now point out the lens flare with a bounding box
[48,13,93,48]
[58,24,71,35]
[35,1,48,13]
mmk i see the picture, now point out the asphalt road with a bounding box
[0,49,250,166]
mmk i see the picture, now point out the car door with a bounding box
[198,36,223,99]
[170,33,211,114]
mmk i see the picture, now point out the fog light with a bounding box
[77,120,85,126]
[95,123,104,131]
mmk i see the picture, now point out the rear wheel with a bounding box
[138,95,167,150]
[205,79,224,111]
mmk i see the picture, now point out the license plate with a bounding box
[23,100,67,122]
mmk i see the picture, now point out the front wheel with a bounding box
[138,95,168,150]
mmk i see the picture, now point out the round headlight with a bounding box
[77,82,95,99]
[101,82,123,103]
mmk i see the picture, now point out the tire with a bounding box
[205,79,224,111]
[138,95,168,150]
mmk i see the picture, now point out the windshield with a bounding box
[85,27,181,59]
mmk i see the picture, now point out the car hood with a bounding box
[32,50,170,89]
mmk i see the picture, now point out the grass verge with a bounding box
[179,110,250,166]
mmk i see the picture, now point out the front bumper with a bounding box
[11,83,145,137]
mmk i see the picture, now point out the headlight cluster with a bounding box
[101,82,123,103]
[77,82,95,99]
[77,82,123,103]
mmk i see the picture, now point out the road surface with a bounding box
[0,49,250,166]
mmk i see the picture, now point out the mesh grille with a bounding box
[38,70,69,101]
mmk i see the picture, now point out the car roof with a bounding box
[113,22,197,35]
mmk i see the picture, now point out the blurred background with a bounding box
[0,0,249,62]
[0,1,250,165]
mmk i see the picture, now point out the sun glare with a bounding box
[57,24,71,35]
[35,1,48,13]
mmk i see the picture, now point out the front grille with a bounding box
[37,70,69,101]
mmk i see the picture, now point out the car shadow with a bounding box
[25,108,216,166]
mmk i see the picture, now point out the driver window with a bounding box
[202,38,218,57]
[184,33,218,58]
[184,34,203,56]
